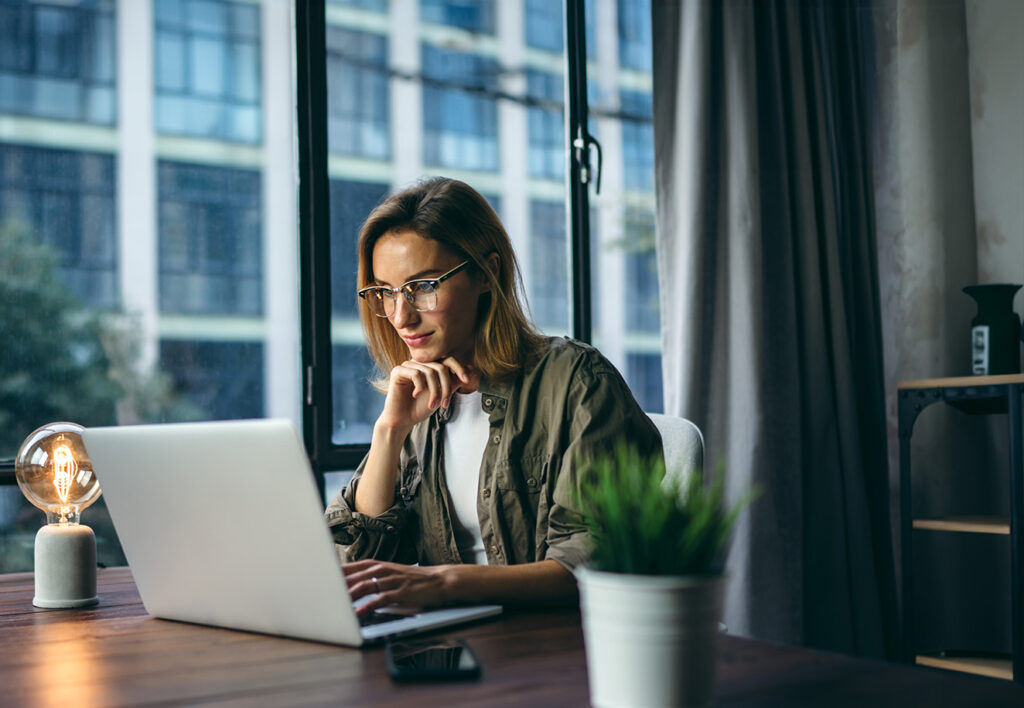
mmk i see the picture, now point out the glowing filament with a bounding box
[52,444,76,504]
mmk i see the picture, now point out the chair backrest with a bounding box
[646,413,704,487]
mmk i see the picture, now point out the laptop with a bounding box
[82,418,502,646]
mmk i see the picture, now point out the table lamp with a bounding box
[15,422,102,608]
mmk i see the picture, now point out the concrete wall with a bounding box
[965,0,1024,286]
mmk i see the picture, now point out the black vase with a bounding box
[963,283,1022,375]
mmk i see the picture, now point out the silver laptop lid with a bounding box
[83,419,366,646]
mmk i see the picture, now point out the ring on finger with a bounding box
[372,576,381,594]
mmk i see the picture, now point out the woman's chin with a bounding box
[407,347,442,363]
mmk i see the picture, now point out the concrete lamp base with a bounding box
[33,523,99,609]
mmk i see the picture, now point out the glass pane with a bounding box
[154,0,262,143]
[588,0,662,413]
[0,0,116,124]
[0,1,299,573]
[325,0,572,446]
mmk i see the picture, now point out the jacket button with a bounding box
[490,545,499,556]
[527,477,537,487]
[400,487,407,496]
[492,433,501,444]
[482,488,491,499]
[483,397,493,408]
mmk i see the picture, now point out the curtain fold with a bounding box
[652,0,898,657]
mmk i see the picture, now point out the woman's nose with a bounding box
[390,294,418,327]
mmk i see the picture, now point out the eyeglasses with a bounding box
[357,261,471,318]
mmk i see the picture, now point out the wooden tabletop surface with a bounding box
[2,567,1024,706]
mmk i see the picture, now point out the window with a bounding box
[1,0,299,576]
[524,0,596,60]
[329,179,390,318]
[621,89,654,193]
[624,207,659,334]
[158,161,262,315]
[326,27,389,160]
[626,352,663,413]
[0,0,115,124]
[617,0,651,73]
[154,0,261,143]
[422,45,499,171]
[312,0,661,474]
[527,71,564,181]
[0,144,117,308]
[524,0,563,52]
[332,344,381,444]
[530,199,569,332]
[160,340,264,420]
[421,0,495,34]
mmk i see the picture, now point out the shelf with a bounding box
[898,374,1024,389]
[916,654,1013,680]
[912,517,1010,535]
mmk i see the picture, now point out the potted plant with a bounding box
[574,444,752,708]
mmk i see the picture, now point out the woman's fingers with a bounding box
[398,360,460,408]
[441,357,478,393]
[342,560,448,613]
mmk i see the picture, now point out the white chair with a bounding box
[647,413,704,488]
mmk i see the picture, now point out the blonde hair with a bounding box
[357,177,545,388]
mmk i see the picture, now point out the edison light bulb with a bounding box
[15,422,102,608]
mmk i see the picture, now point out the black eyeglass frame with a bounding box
[357,260,471,318]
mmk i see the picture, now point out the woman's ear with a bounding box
[479,253,499,292]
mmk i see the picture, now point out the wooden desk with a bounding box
[3,568,1024,707]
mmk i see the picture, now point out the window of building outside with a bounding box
[0,0,116,124]
[0,0,297,574]
[158,160,262,316]
[154,0,262,143]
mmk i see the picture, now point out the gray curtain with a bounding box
[651,0,898,657]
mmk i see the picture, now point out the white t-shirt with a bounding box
[442,390,490,565]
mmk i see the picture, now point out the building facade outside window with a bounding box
[158,161,262,316]
[154,0,262,143]
[0,0,115,124]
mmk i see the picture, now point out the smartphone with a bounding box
[385,638,481,682]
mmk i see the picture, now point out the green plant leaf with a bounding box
[575,443,757,576]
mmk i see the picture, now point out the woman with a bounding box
[326,177,660,613]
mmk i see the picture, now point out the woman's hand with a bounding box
[343,559,577,613]
[343,559,454,614]
[355,357,477,517]
[377,356,478,434]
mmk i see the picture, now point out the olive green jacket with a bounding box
[324,337,662,571]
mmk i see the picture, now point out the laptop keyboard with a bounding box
[359,610,408,627]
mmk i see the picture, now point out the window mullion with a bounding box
[564,0,593,344]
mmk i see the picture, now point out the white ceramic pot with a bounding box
[575,567,724,708]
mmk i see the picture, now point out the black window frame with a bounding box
[297,0,598,486]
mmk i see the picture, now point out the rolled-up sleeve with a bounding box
[544,353,663,572]
[324,453,418,564]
